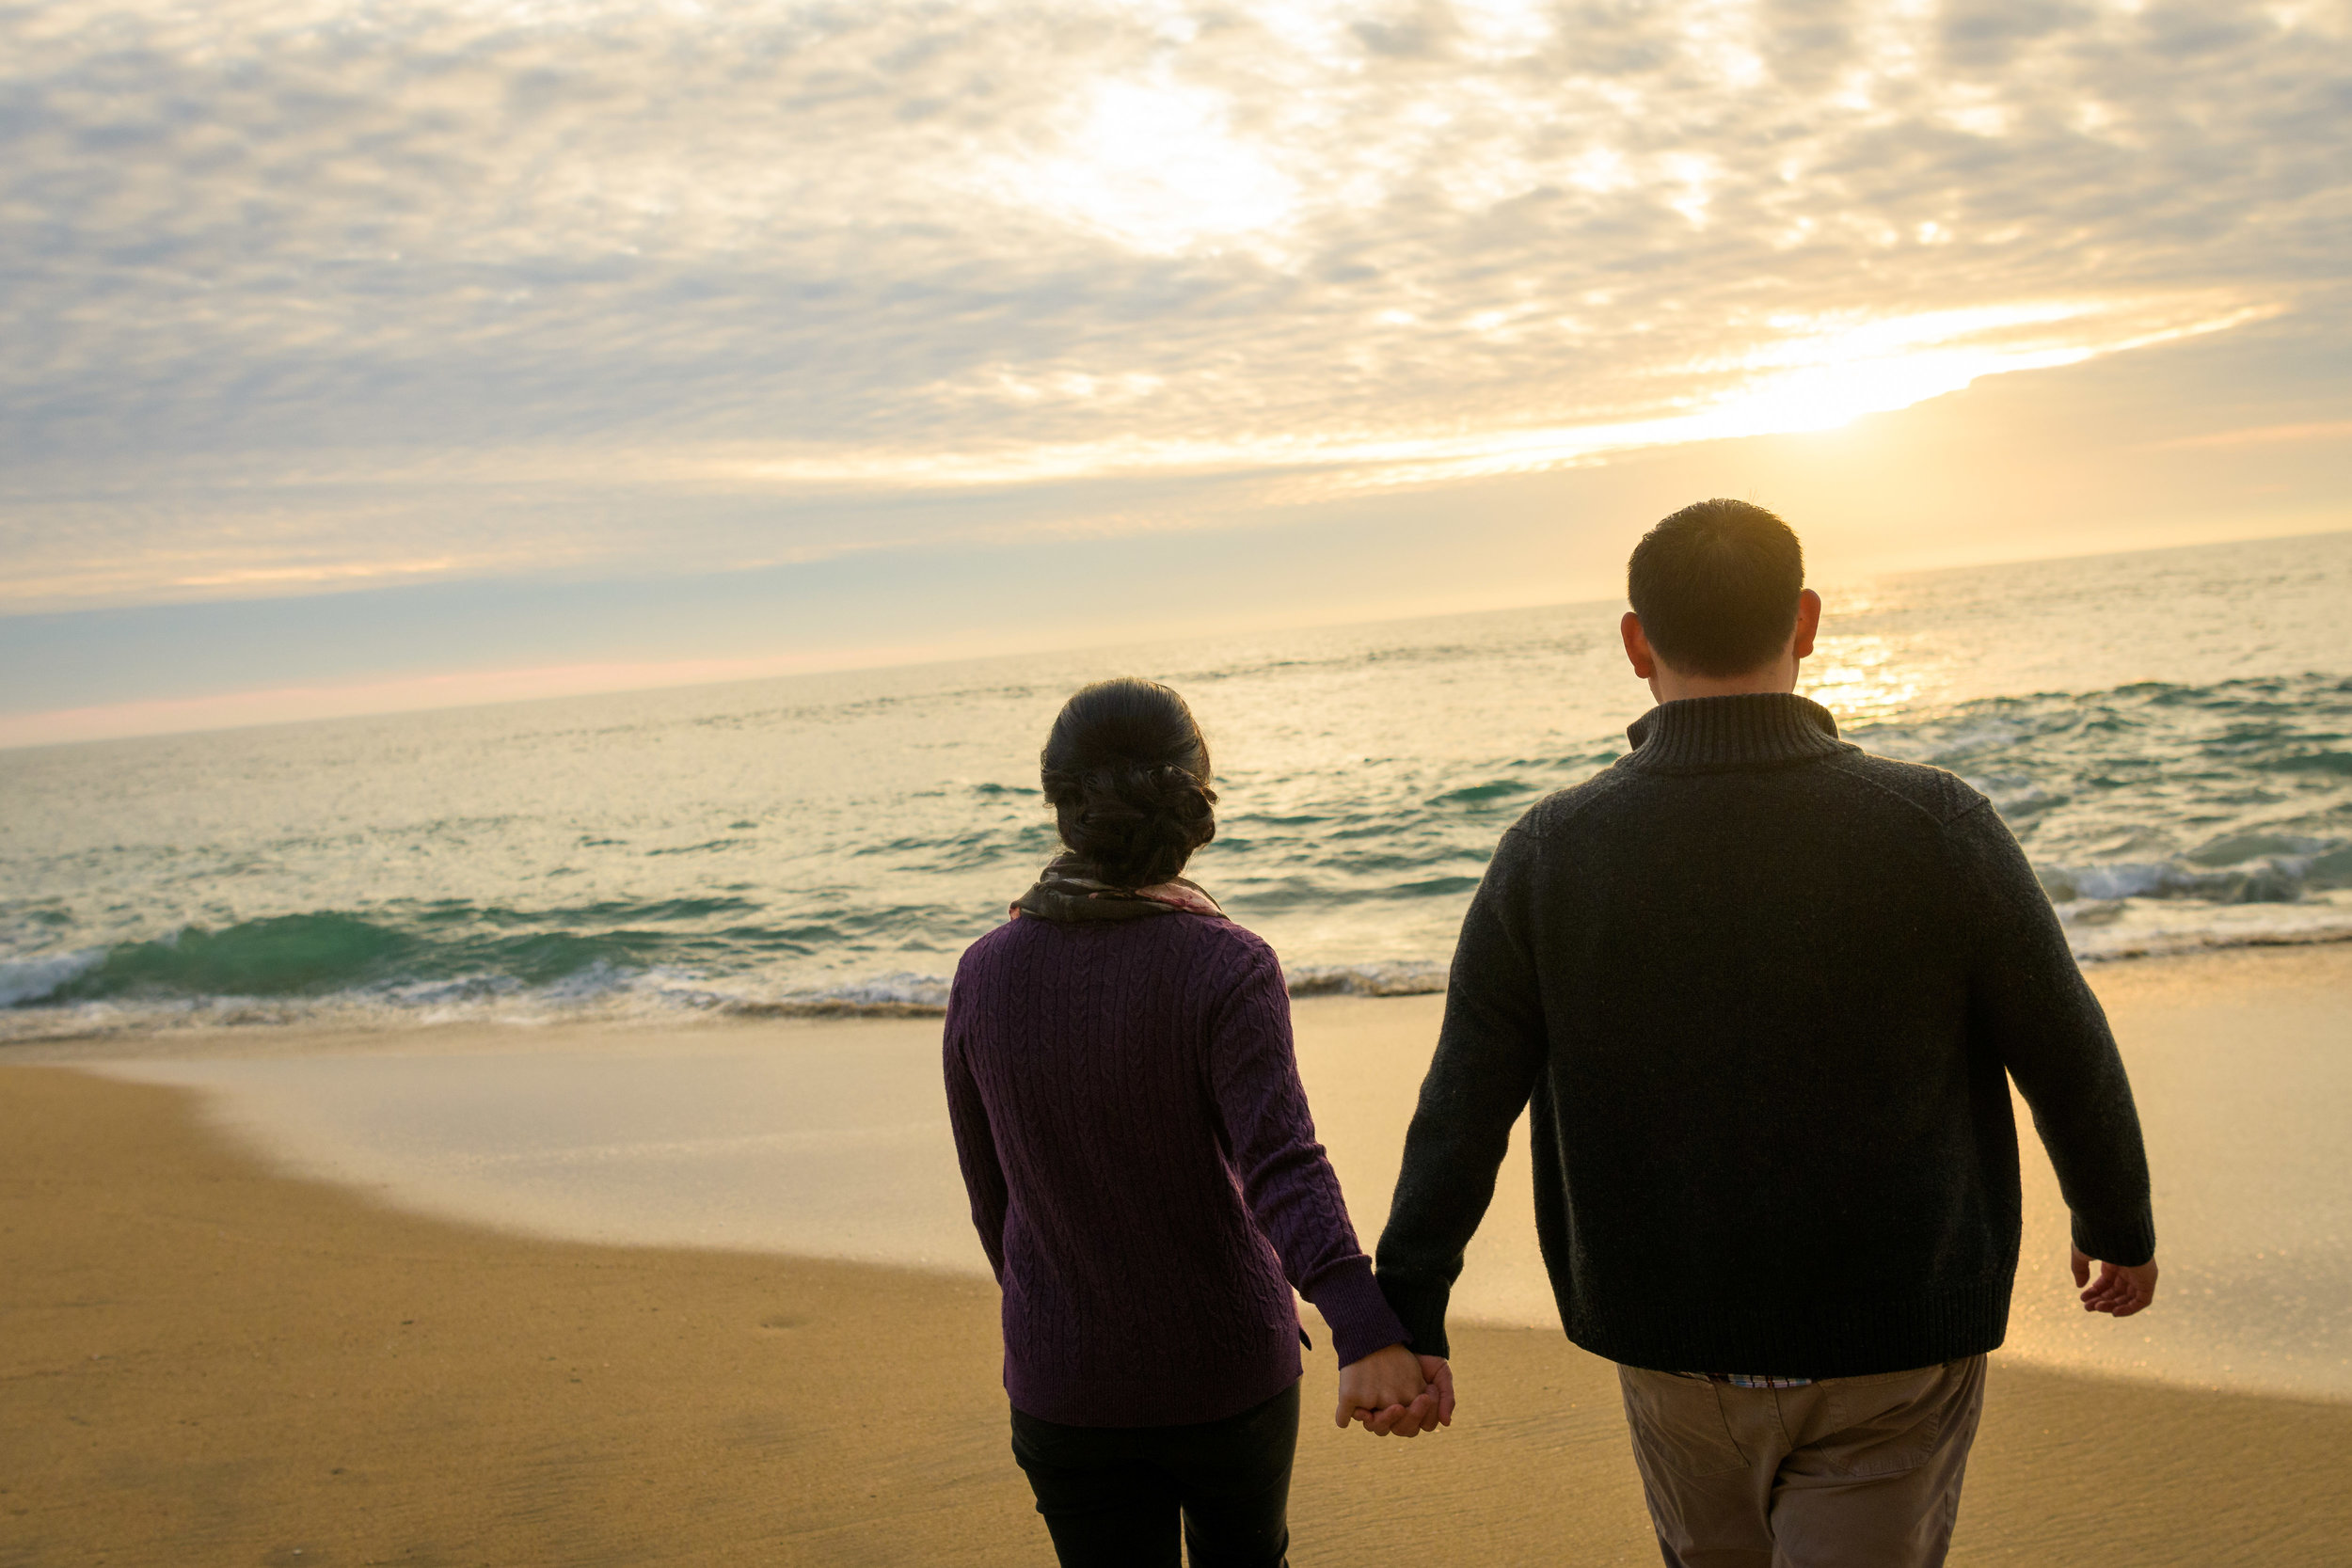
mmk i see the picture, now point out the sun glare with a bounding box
[1803,633,1933,721]
[988,78,1297,255]
[714,293,2269,496]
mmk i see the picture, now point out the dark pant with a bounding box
[1009,1381,1299,1568]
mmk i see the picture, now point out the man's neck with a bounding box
[1646,659,1800,705]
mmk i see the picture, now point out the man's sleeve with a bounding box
[1947,800,2155,1266]
[1374,831,1549,1357]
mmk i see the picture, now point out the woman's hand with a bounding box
[1335,1343,1449,1436]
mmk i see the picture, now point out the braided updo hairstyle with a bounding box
[1040,677,1217,890]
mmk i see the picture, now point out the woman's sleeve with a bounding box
[943,984,1009,1283]
[1209,944,1410,1368]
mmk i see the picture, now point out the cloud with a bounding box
[2154,419,2352,450]
[0,0,2346,610]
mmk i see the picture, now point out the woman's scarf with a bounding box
[1011,852,1224,922]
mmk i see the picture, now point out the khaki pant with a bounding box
[1617,1356,1986,1568]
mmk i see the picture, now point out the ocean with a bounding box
[4,531,2349,1043]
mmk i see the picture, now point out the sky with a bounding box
[3,0,2348,745]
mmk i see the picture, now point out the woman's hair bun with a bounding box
[1040,678,1217,889]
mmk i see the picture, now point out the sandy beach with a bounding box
[7,943,2350,1564]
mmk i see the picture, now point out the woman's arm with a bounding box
[943,992,1009,1282]
[1207,944,1411,1370]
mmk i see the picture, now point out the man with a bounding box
[1373,499,2158,1566]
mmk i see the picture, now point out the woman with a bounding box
[944,677,1447,1567]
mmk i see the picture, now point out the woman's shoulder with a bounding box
[954,915,1033,972]
[958,910,1274,970]
[1184,911,1276,962]
[1154,912,1286,996]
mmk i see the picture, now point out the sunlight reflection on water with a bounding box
[1804,632,1934,720]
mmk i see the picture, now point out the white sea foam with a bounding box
[0,948,102,1007]
[2061,890,2352,962]
[1284,960,1450,997]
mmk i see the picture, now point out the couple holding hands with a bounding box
[944,501,2158,1567]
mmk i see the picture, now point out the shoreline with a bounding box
[4,921,2352,1053]
[6,1063,2350,1565]
[8,925,2352,1060]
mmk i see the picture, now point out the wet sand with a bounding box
[6,1062,2352,1566]
[50,941,2352,1400]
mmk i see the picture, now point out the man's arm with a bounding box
[1375,832,1549,1358]
[1947,800,2156,1290]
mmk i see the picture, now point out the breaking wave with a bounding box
[6,661,2349,1044]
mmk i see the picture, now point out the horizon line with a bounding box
[5,523,2345,755]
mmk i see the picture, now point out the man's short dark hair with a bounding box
[1626,499,1805,676]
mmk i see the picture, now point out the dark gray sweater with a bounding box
[1375,692,2155,1376]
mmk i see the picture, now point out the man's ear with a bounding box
[1790,590,1822,660]
[1621,611,1656,679]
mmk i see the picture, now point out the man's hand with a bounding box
[1334,1343,1446,1436]
[1413,1354,1455,1427]
[2072,1246,2158,1317]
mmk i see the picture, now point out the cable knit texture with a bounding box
[946,911,1406,1427]
[1376,691,2156,1376]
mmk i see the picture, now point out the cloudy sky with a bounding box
[3,0,2347,743]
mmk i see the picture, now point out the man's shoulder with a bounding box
[1815,747,1990,829]
[1502,746,1989,845]
[1506,763,1641,843]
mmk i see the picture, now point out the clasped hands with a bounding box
[1333,1342,1454,1438]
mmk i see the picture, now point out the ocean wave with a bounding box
[1851,673,2352,933]
[28,912,668,1005]
[2040,843,2352,906]
[7,658,2350,1044]
[0,948,103,1008]
[2061,906,2352,962]
[719,973,953,1018]
[7,916,2350,1045]
[1285,960,1450,997]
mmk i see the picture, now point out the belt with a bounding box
[1692,1372,1815,1389]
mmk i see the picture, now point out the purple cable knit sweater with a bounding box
[944,910,1407,1427]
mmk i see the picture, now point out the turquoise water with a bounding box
[4,531,2349,1040]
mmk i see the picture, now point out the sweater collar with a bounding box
[1623,692,1846,772]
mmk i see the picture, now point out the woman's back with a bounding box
[944,675,1428,1567]
[947,911,1397,1427]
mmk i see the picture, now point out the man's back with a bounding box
[1377,499,2158,1567]
[1375,689,2154,1377]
